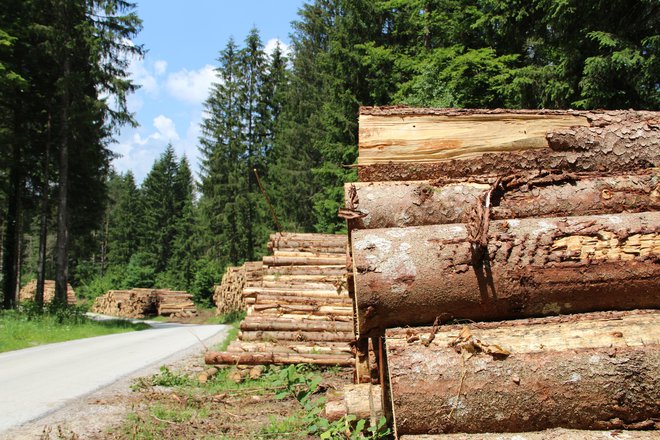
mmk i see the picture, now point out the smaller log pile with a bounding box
[153,289,197,318]
[213,261,264,316]
[205,232,354,367]
[18,279,77,305]
[91,288,197,319]
[341,107,660,437]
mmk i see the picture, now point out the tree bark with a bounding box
[346,171,659,229]
[55,51,70,305]
[204,351,353,366]
[36,112,52,309]
[352,211,660,337]
[385,310,660,435]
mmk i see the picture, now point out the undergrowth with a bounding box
[126,362,390,439]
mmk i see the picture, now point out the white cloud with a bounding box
[165,65,216,105]
[129,57,159,96]
[264,38,291,58]
[153,115,180,141]
[154,60,168,76]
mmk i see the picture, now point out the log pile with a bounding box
[213,261,264,316]
[18,279,77,305]
[91,288,197,319]
[205,232,354,367]
[342,107,659,437]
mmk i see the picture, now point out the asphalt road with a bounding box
[0,322,228,434]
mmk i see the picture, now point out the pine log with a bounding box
[386,310,660,435]
[359,109,590,165]
[251,304,353,316]
[324,384,384,424]
[353,211,660,336]
[399,430,660,440]
[265,266,347,276]
[262,255,346,266]
[198,367,218,383]
[238,330,354,343]
[346,171,659,229]
[204,351,353,366]
[357,108,659,181]
[240,318,353,333]
[227,341,353,354]
[251,296,352,306]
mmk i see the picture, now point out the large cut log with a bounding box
[346,171,659,229]
[352,211,660,336]
[204,351,353,366]
[357,107,659,181]
[386,310,660,435]
[399,430,660,440]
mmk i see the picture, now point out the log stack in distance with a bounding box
[19,279,77,305]
[205,232,354,367]
[343,106,660,437]
[91,288,197,319]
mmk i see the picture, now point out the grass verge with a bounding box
[0,302,150,353]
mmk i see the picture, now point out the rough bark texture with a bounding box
[352,211,660,337]
[238,330,354,343]
[386,310,660,435]
[399,430,660,440]
[346,171,659,229]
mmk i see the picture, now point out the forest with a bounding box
[1,0,658,308]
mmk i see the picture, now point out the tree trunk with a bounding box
[352,211,660,337]
[346,171,659,229]
[55,52,70,305]
[36,112,52,309]
[385,310,660,435]
[204,351,353,366]
[262,255,347,266]
[2,130,23,310]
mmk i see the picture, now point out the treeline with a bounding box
[0,0,141,308]
[2,0,657,308]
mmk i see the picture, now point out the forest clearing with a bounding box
[1,0,659,439]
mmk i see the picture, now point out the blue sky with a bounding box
[111,0,306,183]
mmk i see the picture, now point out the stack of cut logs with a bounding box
[213,261,264,316]
[342,107,659,438]
[91,288,197,319]
[18,279,77,305]
[205,232,355,366]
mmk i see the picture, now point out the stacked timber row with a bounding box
[91,288,197,319]
[213,262,263,316]
[343,107,659,437]
[18,279,77,305]
[205,232,355,366]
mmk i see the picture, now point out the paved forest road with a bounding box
[0,323,228,434]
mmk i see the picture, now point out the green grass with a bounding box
[0,306,150,353]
